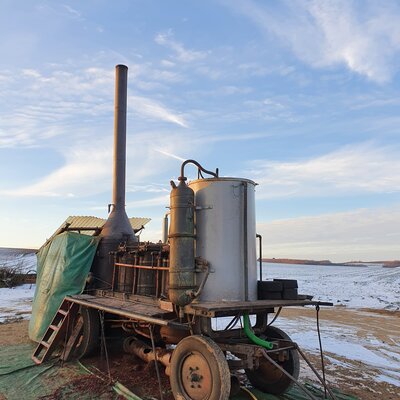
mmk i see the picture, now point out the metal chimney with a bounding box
[101,64,135,240]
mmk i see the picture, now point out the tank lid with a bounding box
[188,177,257,186]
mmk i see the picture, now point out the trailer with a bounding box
[32,65,335,400]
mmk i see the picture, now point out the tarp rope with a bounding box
[316,305,327,398]
[241,386,259,400]
[99,309,112,381]
[149,324,164,400]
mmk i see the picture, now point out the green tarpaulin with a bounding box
[0,342,358,400]
[28,231,100,342]
[0,343,137,400]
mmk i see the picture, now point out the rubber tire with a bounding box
[170,335,231,400]
[73,307,100,359]
[245,326,300,395]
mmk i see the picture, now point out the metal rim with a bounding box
[188,177,257,186]
[179,351,213,400]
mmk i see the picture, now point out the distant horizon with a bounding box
[1,245,398,265]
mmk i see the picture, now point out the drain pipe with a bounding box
[256,234,263,281]
[162,212,170,244]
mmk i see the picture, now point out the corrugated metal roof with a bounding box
[40,215,151,251]
[128,217,152,231]
[63,215,151,232]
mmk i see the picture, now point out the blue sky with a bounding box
[1,0,399,261]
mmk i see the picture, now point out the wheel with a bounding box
[170,335,231,400]
[245,326,300,395]
[72,307,100,359]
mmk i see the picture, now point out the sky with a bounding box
[0,0,399,262]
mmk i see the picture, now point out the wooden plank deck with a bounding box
[66,294,186,328]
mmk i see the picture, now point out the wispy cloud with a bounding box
[1,128,196,198]
[250,143,400,199]
[129,95,188,127]
[126,183,169,194]
[257,205,400,261]
[1,144,111,197]
[229,0,400,83]
[62,4,83,20]
[155,30,208,62]
[154,148,186,162]
[126,194,170,209]
[0,65,189,148]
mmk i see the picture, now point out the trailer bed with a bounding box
[184,298,333,317]
[67,293,332,320]
[66,294,188,329]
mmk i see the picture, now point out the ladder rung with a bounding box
[40,340,50,348]
[32,356,41,365]
[49,324,59,331]
[58,309,68,316]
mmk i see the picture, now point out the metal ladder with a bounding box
[32,299,80,364]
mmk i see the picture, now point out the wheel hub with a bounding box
[181,352,212,400]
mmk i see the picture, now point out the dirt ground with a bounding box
[279,307,400,400]
[1,308,399,399]
[0,319,30,345]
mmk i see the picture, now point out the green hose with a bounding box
[243,313,274,350]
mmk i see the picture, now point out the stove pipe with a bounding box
[101,64,135,240]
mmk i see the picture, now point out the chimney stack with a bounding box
[101,64,135,240]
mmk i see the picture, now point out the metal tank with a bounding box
[189,177,258,302]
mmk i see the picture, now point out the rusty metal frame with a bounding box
[219,342,265,370]
[194,313,268,339]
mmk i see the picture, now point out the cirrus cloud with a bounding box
[228,0,400,83]
[250,143,400,199]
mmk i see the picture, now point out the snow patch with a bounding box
[0,284,35,322]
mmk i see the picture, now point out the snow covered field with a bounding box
[0,248,36,322]
[263,262,400,310]
[0,247,37,273]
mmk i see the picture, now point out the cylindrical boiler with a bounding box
[168,180,196,306]
[189,178,257,302]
